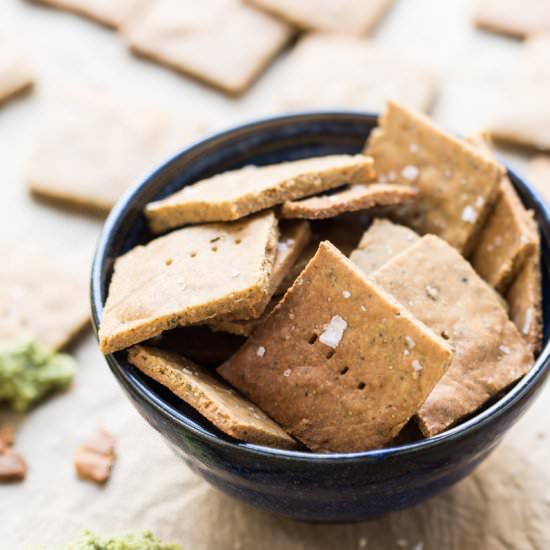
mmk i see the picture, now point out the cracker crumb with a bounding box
[319,315,348,349]
[499,345,511,355]
[401,165,419,181]
[461,205,477,223]
[283,369,292,377]
[522,308,533,335]
[342,290,351,299]
[256,346,266,357]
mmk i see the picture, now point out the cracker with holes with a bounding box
[0,251,89,351]
[128,345,296,448]
[99,211,278,354]
[365,101,503,254]
[350,219,420,275]
[218,241,453,453]
[145,155,375,232]
[0,34,34,106]
[122,0,292,96]
[280,183,417,220]
[370,235,534,437]
[506,216,543,355]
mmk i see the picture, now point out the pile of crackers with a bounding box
[97,101,542,454]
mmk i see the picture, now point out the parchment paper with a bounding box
[1,0,550,548]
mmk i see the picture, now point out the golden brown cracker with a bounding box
[365,101,503,254]
[99,212,278,354]
[218,241,453,452]
[145,154,374,232]
[128,345,296,449]
[371,235,534,436]
[0,34,34,106]
[0,449,27,482]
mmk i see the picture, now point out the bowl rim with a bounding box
[91,110,550,464]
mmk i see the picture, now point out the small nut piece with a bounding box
[74,427,116,484]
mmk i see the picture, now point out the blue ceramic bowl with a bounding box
[91,112,550,522]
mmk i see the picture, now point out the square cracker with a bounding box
[506,216,543,355]
[0,34,34,105]
[371,235,534,436]
[274,34,438,114]
[474,0,550,38]
[122,0,292,96]
[470,178,537,292]
[99,211,278,354]
[218,241,453,452]
[365,101,503,254]
[245,0,394,35]
[0,250,89,351]
[27,89,208,217]
[28,0,137,28]
[128,345,296,449]
[280,183,417,220]
[350,219,420,275]
[145,154,375,232]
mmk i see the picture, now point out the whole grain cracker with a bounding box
[128,345,296,449]
[274,33,438,113]
[74,427,116,484]
[0,251,89,351]
[218,241,453,452]
[506,215,543,355]
[99,211,278,354]
[27,89,209,216]
[245,0,394,35]
[280,183,417,220]
[371,235,533,436]
[0,34,34,106]
[350,219,420,275]
[365,101,503,254]
[145,154,375,232]
[122,0,292,96]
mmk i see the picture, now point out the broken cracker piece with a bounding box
[350,219,420,275]
[218,241,453,452]
[0,425,16,448]
[145,155,374,232]
[99,211,278,354]
[371,235,534,436]
[128,345,296,449]
[0,33,34,106]
[280,183,417,220]
[365,101,503,254]
[0,448,27,482]
[75,427,116,484]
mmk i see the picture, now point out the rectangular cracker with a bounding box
[470,178,537,292]
[145,154,375,232]
[128,345,296,449]
[122,0,293,96]
[350,219,420,275]
[99,211,278,354]
[506,215,543,355]
[0,251,89,351]
[218,241,453,452]
[28,0,138,28]
[245,0,394,35]
[371,235,534,436]
[275,33,438,113]
[0,34,34,105]
[365,101,503,254]
[27,89,208,217]
[280,184,417,220]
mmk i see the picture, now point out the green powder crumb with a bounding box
[0,339,76,411]
[55,530,180,550]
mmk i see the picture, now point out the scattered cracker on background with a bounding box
[474,0,550,38]
[470,178,537,292]
[0,251,89,351]
[371,235,533,437]
[0,33,34,106]
[280,184,417,220]
[145,155,375,232]
[275,33,438,113]
[245,0,394,35]
[219,241,453,453]
[350,219,420,275]
[27,90,209,216]
[28,0,138,28]
[527,155,550,203]
[99,212,278,354]
[122,0,293,96]
[0,425,26,483]
[506,215,543,355]
[128,345,296,449]
[365,101,503,255]
[74,427,116,484]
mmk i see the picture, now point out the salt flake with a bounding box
[342,290,351,299]
[412,359,423,372]
[461,205,477,224]
[401,165,419,181]
[499,345,511,355]
[319,315,348,349]
[283,369,292,377]
[256,346,266,357]
[405,336,416,348]
[522,308,533,335]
